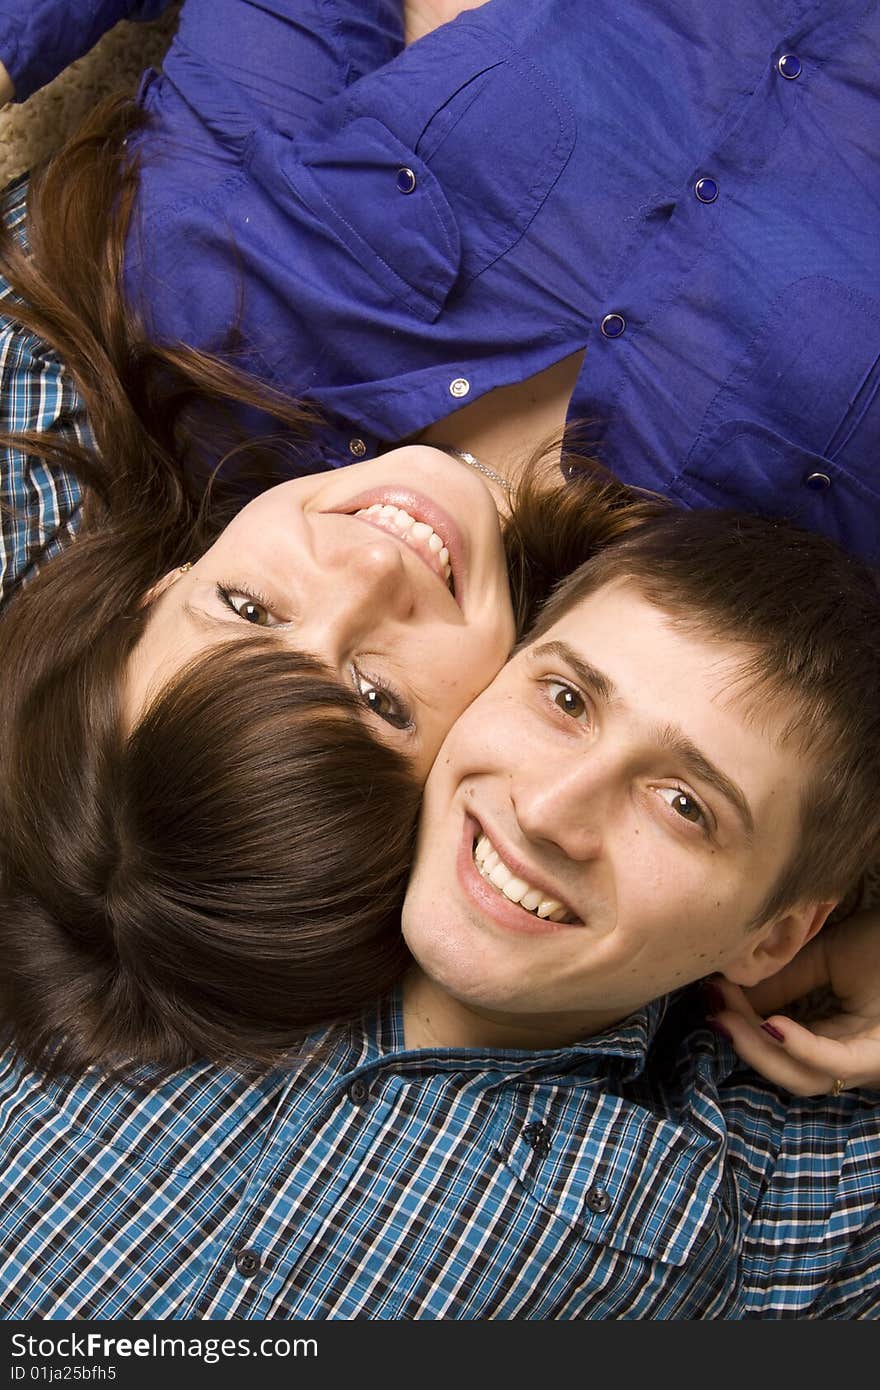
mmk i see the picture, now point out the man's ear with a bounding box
[721,900,836,988]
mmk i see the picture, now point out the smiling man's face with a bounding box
[402,580,831,1049]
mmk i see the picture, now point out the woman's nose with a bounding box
[329,531,418,633]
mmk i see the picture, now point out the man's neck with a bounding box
[402,967,629,1052]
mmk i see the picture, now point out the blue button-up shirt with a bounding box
[0,989,878,1319]
[1,0,877,565]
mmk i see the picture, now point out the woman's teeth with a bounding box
[473,834,572,923]
[354,504,452,586]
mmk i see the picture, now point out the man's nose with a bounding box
[511,752,609,862]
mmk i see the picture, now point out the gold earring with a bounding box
[179,562,193,573]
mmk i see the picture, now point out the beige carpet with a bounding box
[0,4,181,187]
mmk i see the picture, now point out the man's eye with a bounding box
[352,668,412,731]
[217,585,275,626]
[656,786,707,829]
[546,680,588,722]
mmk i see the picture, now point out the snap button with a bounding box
[449,377,470,398]
[600,313,626,339]
[396,166,417,194]
[348,437,367,457]
[585,1183,611,1214]
[694,176,719,204]
[348,1078,370,1106]
[804,471,831,491]
[777,53,802,80]
[234,1247,262,1278]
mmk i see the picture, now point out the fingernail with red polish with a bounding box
[761,1021,785,1043]
[707,1019,732,1040]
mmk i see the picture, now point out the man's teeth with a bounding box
[354,504,452,585]
[473,834,570,922]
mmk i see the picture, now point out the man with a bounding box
[1,508,878,1319]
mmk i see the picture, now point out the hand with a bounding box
[0,60,14,107]
[704,910,880,1095]
[404,1,490,45]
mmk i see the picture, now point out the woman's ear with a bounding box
[138,563,193,609]
[722,900,836,988]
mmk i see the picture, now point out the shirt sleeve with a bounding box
[160,0,404,138]
[737,1088,880,1318]
[0,1,173,103]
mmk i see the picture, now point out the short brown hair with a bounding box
[531,509,880,917]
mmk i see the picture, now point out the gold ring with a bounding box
[831,1078,846,1097]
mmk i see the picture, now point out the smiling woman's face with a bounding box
[125,445,516,777]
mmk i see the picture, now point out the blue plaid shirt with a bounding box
[0,990,877,1319]
[0,176,86,610]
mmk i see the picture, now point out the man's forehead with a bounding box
[522,582,750,693]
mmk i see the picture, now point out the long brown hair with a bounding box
[0,96,669,1072]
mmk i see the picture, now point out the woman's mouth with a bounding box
[326,487,468,606]
[353,503,452,590]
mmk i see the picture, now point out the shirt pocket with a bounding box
[670,277,880,565]
[409,45,575,288]
[498,1090,726,1271]
[670,419,880,567]
[251,116,462,324]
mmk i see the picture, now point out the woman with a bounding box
[0,43,666,1073]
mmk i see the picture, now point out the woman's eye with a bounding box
[656,786,708,829]
[217,586,275,626]
[352,669,411,731]
[546,680,588,722]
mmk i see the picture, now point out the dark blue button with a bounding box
[234,1247,261,1278]
[805,471,831,491]
[600,313,626,339]
[348,1078,370,1106]
[694,177,719,204]
[777,53,802,80]
[585,1184,611,1214]
[396,166,417,194]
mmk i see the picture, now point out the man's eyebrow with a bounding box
[529,640,755,838]
[655,725,755,840]
[528,640,616,705]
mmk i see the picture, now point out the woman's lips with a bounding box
[352,505,452,588]
[325,487,468,608]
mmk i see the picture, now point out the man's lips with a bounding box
[325,487,468,608]
[457,816,584,936]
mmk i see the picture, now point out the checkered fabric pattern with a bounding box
[0,993,878,1319]
[0,174,86,610]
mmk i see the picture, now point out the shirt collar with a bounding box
[359,986,677,1083]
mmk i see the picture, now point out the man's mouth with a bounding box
[473,832,579,924]
[353,503,453,592]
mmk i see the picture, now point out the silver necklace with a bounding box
[443,446,512,492]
